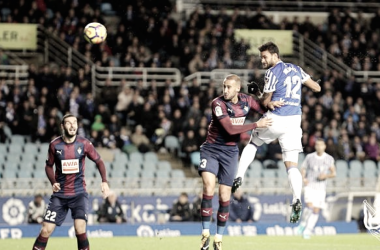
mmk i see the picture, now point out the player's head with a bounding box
[61,114,78,139]
[223,74,241,102]
[315,138,326,154]
[258,42,280,69]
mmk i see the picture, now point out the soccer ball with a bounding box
[83,22,107,44]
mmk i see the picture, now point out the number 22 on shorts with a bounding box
[200,159,207,168]
[45,210,57,222]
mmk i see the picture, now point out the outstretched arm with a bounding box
[304,78,321,92]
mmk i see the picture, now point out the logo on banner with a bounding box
[2,198,26,225]
[136,225,154,237]
[363,200,380,241]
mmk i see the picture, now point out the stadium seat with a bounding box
[100,2,116,15]
[142,161,157,171]
[23,142,37,154]
[335,160,349,178]
[363,160,377,177]
[125,169,140,178]
[1,168,17,178]
[10,135,25,145]
[171,169,186,178]
[155,169,170,178]
[103,161,112,171]
[0,143,7,153]
[17,170,32,178]
[36,153,47,164]
[5,153,20,163]
[19,162,34,171]
[8,144,22,154]
[127,161,142,170]
[249,160,263,170]
[110,169,125,178]
[129,151,144,163]
[262,168,277,178]
[276,168,288,178]
[144,152,158,163]
[246,168,262,178]
[143,169,156,178]
[39,143,50,154]
[298,152,305,166]
[164,135,180,154]
[112,161,127,171]
[263,159,277,169]
[33,168,46,179]
[349,160,363,178]
[21,153,36,163]
[157,161,172,171]
[1,7,11,21]
[190,151,200,168]
[114,152,129,164]
[169,178,184,189]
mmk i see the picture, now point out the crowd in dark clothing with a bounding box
[0,0,380,165]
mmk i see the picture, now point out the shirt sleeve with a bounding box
[45,143,55,167]
[263,69,278,93]
[298,66,311,83]
[248,95,266,114]
[211,99,228,120]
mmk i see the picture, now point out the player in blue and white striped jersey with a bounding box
[298,138,336,239]
[233,42,321,224]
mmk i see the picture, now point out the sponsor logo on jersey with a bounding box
[244,106,248,112]
[77,147,82,154]
[61,159,80,174]
[230,117,246,125]
[56,150,62,155]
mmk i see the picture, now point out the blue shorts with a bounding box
[198,142,239,186]
[44,193,89,226]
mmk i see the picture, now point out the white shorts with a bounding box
[304,186,326,209]
[250,111,303,153]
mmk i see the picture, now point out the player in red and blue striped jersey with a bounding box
[198,74,283,250]
[32,114,109,250]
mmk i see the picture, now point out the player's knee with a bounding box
[203,185,214,196]
[40,225,54,236]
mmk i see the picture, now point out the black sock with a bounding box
[76,233,90,250]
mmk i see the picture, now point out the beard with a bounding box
[63,128,77,138]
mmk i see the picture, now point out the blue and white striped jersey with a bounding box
[263,61,310,116]
[302,152,335,191]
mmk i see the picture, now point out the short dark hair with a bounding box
[61,114,77,125]
[258,42,280,58]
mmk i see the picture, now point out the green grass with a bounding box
[3,234,380,250]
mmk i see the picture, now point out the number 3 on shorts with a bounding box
[200,159,207,168]
[45,210,57,222]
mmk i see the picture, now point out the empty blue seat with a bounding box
[190,151,200,167]
[129,151,144,163]
[144,152,158,163]
[157,161,171,171]
[164,135,180,154]
[171,169,185,178]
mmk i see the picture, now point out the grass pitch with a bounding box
[3,234,379,250]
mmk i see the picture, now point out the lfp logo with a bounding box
[363,200,380,241]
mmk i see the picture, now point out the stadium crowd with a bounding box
[0,0,380,166]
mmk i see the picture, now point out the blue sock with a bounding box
[216,200,230,235]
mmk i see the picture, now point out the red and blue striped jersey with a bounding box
[206,93,264,146]
[46,135,101,197]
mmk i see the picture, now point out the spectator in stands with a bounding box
[181,130,198,167]
[101,128,117,149]
[365,135,380,162]
[266,140,282,165]
[116,127,138,154]
[229,189,253,223]
[130,124,151,153]
[97,190,126,223]
[191,192,203,222]
[169,192,192,222]
[28,194,46,224]
[91,114,105,132]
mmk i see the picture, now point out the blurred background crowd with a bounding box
[0,0,380,167]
